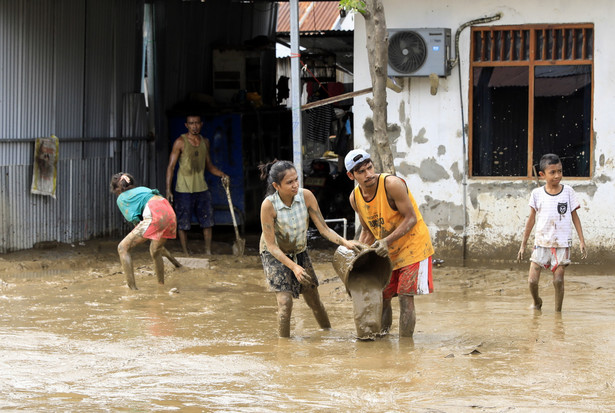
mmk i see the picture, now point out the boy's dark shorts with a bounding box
[260,250,319,299]
[174,190,213,231]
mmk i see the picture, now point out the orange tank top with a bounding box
[353,174,434,269]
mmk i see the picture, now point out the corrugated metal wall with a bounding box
[0,0,148,252]
[0,0,279,252]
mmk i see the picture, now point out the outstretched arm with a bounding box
[304,189,364,252]
[517,207,536,261]
[165,138,183,202]
[571,209,587,259]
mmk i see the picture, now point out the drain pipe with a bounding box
[449,12,502,261]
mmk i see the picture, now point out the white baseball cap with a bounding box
[344,149,371,172]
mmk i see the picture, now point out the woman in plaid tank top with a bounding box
[258,160,363,338]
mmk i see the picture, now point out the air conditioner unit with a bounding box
[387,28,451,77]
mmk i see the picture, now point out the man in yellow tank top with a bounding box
[345,149,434,338]
[165,115,229,255]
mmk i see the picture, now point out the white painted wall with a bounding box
[353,0,615,261]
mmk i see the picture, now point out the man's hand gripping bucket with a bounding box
[333,246,392,340]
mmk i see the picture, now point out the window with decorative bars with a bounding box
[469,25,593,178]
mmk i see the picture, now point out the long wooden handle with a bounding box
[224,183,241,239]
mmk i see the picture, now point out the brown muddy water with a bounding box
[0,239,614,412]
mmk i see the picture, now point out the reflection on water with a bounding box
[0,255,614,411]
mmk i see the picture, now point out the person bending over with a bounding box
[111,172,181,290]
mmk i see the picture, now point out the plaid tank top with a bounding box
[259,189,309,255]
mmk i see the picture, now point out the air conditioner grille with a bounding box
[388,31,427,74]
[387,28,451,77]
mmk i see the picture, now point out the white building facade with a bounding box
[352,1,615,262]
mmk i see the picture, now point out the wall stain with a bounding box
[475,217,493,230]
[398,100,413,150]
[420,196,465,229]
[418,158,450,182]
[466,235,522,262]
[466,180,598,212]
[414,127,428,144]
[437,145,446,156]
[432,229,464,257]
[398,100,406,124]
[593,174,611,184]
[388,123,401,140]
[573,183,598,197]
[363,117,374,139]
[451,161,462,183]
[405,125,413,150]
[363,117,408,171]
[388,123,402,160]
[468,182,537,209]
[397,161,419,177]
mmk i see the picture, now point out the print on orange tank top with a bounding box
[353,174,434,269]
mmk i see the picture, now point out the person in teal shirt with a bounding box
[111,172,181,290]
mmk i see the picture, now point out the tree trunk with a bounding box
[363,0,395,175]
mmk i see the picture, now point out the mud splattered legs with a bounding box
[529,262,565,311]
[276,292,293,338]
[399,295,416,337]
[117,231,148,290]
[302,286,331,330]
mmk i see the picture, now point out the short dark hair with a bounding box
[539,153,561,172]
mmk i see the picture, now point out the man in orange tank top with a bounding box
[345,149,434,338]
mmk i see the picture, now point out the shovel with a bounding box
[222,178,245,256]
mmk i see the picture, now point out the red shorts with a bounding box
[383,256,433,299]
[141,197,177,240]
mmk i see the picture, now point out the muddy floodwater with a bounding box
[0,238,614,412]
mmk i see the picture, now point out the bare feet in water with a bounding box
[530,297,543,310]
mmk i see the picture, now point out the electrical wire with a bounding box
[450,13,502,69]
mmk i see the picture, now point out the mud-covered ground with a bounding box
[0,235,614,412]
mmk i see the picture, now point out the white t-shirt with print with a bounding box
[529,184,580,248]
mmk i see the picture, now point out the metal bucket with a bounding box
[332,246,392,339]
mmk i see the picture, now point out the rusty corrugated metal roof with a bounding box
[277,1,341,32]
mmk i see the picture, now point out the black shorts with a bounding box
[174,190,213,230]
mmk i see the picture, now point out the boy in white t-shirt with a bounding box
[517,153,587,311]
